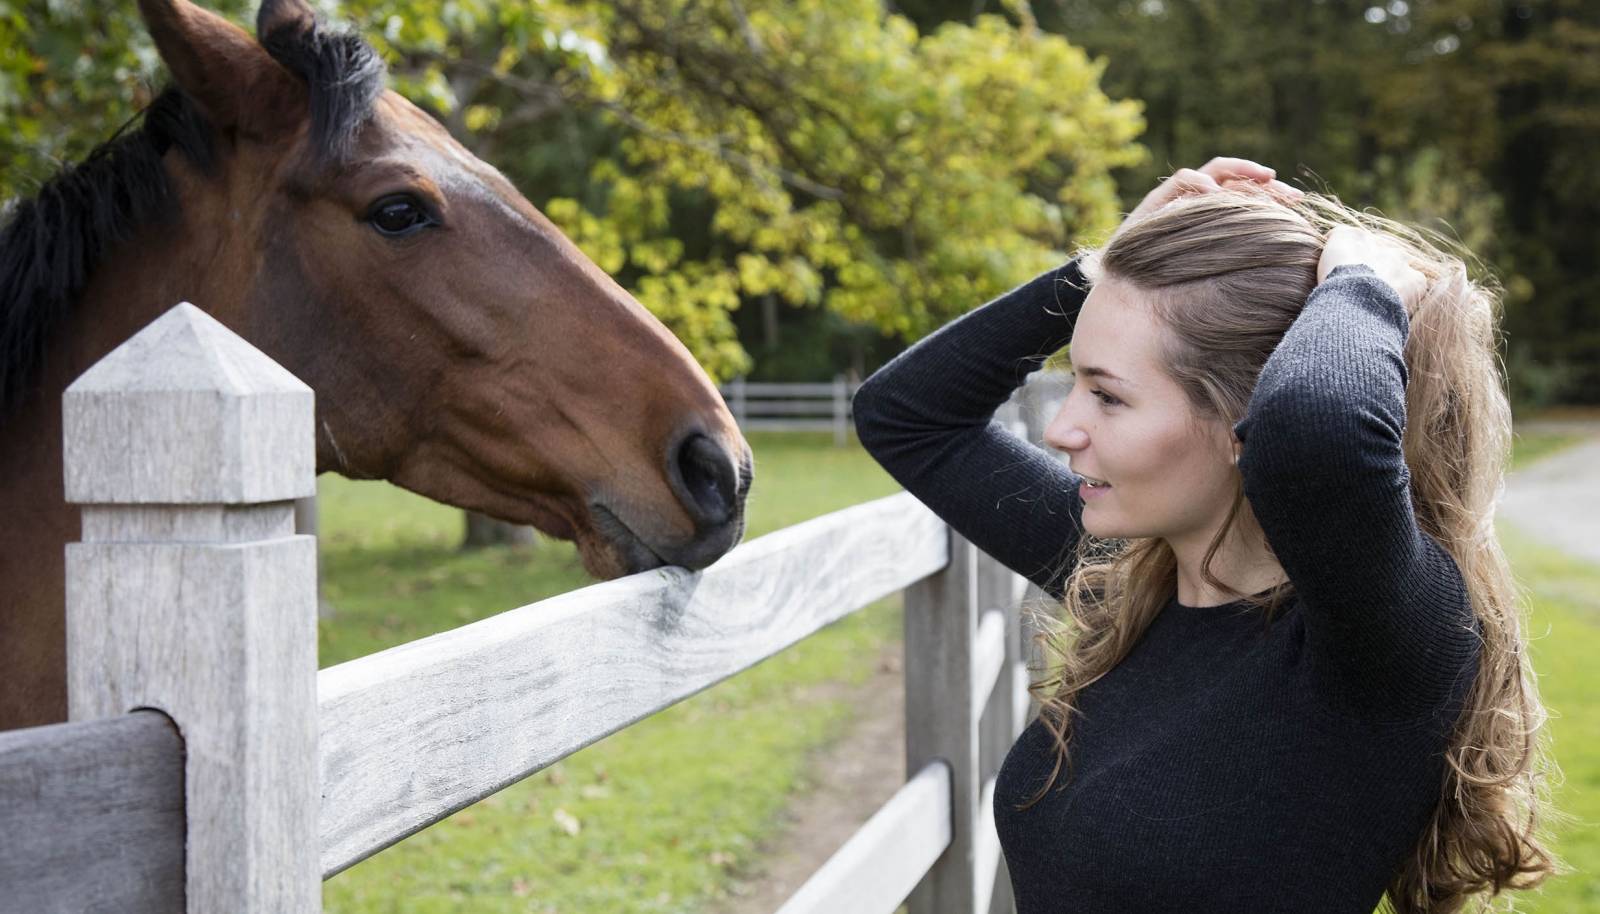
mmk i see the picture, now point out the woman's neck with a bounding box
[1167,520,1287,608]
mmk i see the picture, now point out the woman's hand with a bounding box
[1318,225,1426,310]
[1109,157,1303,245]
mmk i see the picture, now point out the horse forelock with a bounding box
[258,16,387,166]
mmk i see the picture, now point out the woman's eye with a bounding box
[1092,389,1121,407]
[367,195,436,237]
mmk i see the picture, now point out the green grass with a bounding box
[1509,430,1589,472]
[321,433,905,913]
[1497,522,1600,912]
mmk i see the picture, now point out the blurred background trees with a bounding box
[3,0,1595,406]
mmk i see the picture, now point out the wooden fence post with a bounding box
[976,398,1033,914]
[904,530,979,914]
[62,303,321,914]
[1016,373,1071,722]
[832,374,849,447]
[729,376,748,428]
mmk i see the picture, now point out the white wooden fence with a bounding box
[0,303,1070,914]
[720,376,860,445]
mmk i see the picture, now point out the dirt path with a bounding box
[1499,423,1600,563]
[709,642,909,914]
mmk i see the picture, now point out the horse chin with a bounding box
[581,503,668,579]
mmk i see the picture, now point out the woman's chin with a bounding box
[1082,511,1132,541]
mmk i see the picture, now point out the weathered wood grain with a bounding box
[317,491,947,877]
[773,761,953,914]
[0,712,184,913]
[61,302,314,505]
[903,531,981,914]
[971,609,1007,720]
[63,302,321,914]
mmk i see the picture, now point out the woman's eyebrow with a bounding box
[1077,364,1133,385]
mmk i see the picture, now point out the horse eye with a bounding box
[367,195,435,237]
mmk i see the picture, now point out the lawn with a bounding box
[318,429,1599,912]
[1496,521,1600,911]
[1510,428,1589,472]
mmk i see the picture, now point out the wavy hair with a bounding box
[1018,187,1571,912]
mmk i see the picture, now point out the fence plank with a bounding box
[1016,372,1070,726]
[974,775,1002,914]
[0,712,185,913]
[972,398,1038,914]
[727,399,848,415]
[971,609,1007,719]
[774,761,953,914]
[738,419,847,432]
[903,531,980,914]
[63,302,320,914]
[833,375,849,446]
[318,491,947,877]
[720,382,862,396]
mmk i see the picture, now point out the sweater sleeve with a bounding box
[1233,263,1481,720]
[852,258,1089,599]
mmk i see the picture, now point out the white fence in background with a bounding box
[720,376,860,445]
[0,302,1071,914]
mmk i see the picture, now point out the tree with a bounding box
[2,0,1145,380]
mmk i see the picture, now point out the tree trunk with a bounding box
[462,511,538,549]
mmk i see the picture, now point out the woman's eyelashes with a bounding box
[1092,389,1122,407]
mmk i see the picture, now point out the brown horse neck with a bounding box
[0,180,242,731]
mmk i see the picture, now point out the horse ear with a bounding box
[257,0,316,44]
[137,0,302,138]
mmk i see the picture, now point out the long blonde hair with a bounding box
[1020,188,1571,912]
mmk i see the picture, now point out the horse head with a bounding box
[135,0,752,577]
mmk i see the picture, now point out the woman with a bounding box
[852,158,1565,913]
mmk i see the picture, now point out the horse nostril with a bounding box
[672,433,738,527]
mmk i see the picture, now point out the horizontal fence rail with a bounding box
[719,376,860,443]
[775,761,954,914]
[318,491,948,877]
[0,712,185,912]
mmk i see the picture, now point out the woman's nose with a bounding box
[1042,398,1089,453]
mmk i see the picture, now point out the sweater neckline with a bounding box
[1170,584,1287,611]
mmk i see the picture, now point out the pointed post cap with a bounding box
[63,303,314,504]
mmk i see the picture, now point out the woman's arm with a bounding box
[1234,264,1481,719]
[852,259,1090,599]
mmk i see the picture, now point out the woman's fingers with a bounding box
[1168,167,1223,195]
[1200,157,1276,183]
[1137,168,1220,215]
[1203,158,1306,200]
[1269,179,1304,199]
[1110,158,1302,246]
[1318,226,1426,306]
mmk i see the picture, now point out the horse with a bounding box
[0,0,753,732]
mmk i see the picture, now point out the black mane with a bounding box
[0,14,385,421]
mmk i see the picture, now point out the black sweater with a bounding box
[852,259,1483,913]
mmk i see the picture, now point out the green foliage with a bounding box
[0,0,244,192]
[0,0,1142,381]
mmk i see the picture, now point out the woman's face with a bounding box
[1043,275,1239,543]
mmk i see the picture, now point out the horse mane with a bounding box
[0,13,385,422]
